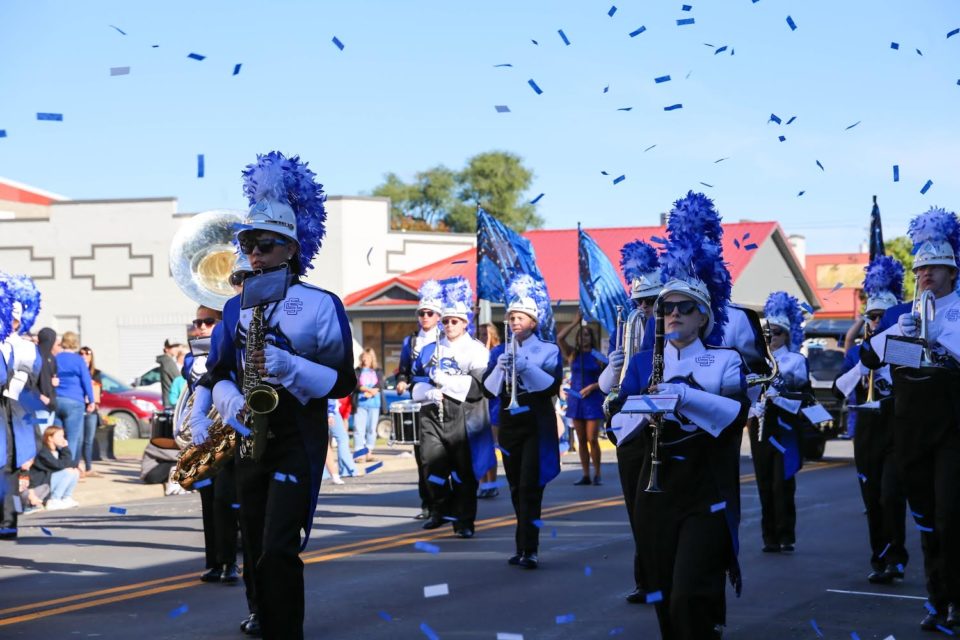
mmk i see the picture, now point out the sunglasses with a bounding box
[418,310,436,318]
[866,313,884,322]
[239,236,290,255]
[770,327,785,337]
[441,318,463,326]
[637,296,658,308]
[192,318,218,329]
[659,300,699,316]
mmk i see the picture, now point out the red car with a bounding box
[99,371,163,440]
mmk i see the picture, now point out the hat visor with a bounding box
[632,284,663,300]
[912,257,957,271]
[237,221,299,245]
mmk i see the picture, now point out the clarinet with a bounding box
[644,305,666,493]
[430,325,444,423]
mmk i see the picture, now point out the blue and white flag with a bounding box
[578,226,629,335]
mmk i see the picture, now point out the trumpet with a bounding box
[504,319,521,411]
[433,325,444,423]
[863,319,875,403]
[915,288,939,368]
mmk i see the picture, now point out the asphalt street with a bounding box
[0,447,929,639]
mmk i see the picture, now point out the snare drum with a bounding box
[389,401,422,445]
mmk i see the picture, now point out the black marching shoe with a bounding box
[200,567,221,583]
[421,515,444,530]
[868,568,893,585]
[947,604,960,629]
[573,476,592,486]
[220,563,240,584]
[455,526,475,539]
[415,507,431,520]
[508,552,523,566]
[625,587,644,604]
[920,611,946,632]
[518,551,539,570]
[761,544,781,553]
[240,613,261,636]
[780,543,795,553]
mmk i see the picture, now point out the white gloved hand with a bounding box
[763,387,780,401]
[609,349,625,371]
[655,382,687,406]
[496,353,511,372]
[514,356,529,374]
[221,391,245,424]
[898,312,919,338]
[424,388,444,402]
[263,344,295,381]
[191,416,213,445]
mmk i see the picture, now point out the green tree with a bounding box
[884,236,915,299]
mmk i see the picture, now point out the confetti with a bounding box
[654,75,671,83]
[644,144,657,152]
[613,175,626,185]
[878,543,891,558]
[608,6,617,17]
[274,472,287,482]
[451,259,468,264]
[109,25,127,35]
[110,67,130,76]
[494,63,513,68]
[423,583,449,598]
[109,506,127,515]
[778,136,786,142]
[851,633,861,640]
[495,105,511,113]
[332,36,345,51]
[778,418,793,431]
[532,519,544,528]
[231,503,241,510]
[714,46,728,54]
[414,541,441,554]
[786,16,797,31]
[197,154,204,178]
[890,42,900,50]
[617,107,633,111]
[0,131,6,138]
[797,191,805,197]
[378,611,393,622]
[935,626,954,635]
[556,614,575,624]
[420,622,440,640]
[601,170,609,175]
[365,462,383,474]
[700,182,713,188]
[353,447,369,459]
[169,604,189,619]
[916,49,923,56]
[672,455,686,461]
[37,113,63,121]
[528,79,543,95]
[233,63,242,75]
[530,193,545,204]
[677,18,695,26]
[714,157,729,163]
[744,243,758,251]
[558,29,571,45]
[287,474,298,484]
[664,104,683,111]
[920,179,933,195]
[682,4,692,10]
[786,116,797,124]
[41,527,52,536]
[187,53,206,61]
[497,634,524,640]
[926,602,938,615]
[845,120,861,130]
[816,160,824,171]
[629,26,647,37]
[610,629,625,636]
[531,39,539,45]
[428,474,446,485]
[768,436,786,453]
[710,501,726,512]
[646,591,664,603]
[893,165,900,182]
[509,406,530,415]
[916,523,933,532]
[831,282,843,292]
[584,565,592,576]
[496,445,511,457]
[769,114,782,124]
[810,619,824,638]
[948,28,960,39]
[603,84,609,93]
[193,478,212,489]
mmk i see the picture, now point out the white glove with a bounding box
[514,356,529,374]
[898,312,919,338]
[424,388,444,402]
[213,380,246,424]
[609,349,625,371]
[191,416,213,445]
[764,387,780,400]
[263,344,295,381]
[655,382,687,406]
[496,353,511,372]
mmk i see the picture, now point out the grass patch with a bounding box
[114,438,149,458]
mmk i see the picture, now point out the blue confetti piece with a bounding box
[878,542,890,558]
[893,165,900,182]
[528,79,543,95]
[558,29,571,45]
[651,235,668,245]
[851,633,861,640]
[733,239,741,249]
[629,26,647,37]
[496,445,511,457]
[700,182,713,188]
[677,18,695,26]
[768,436,786,453]
[714,46,728,54]
[603,84,610,93]
[613,175,626,185]
[610,628,625,636]
[495,105,511,113]
[682,4,692,11]
[532,519,544,528]
[1,130,8,138]
[890,42,900,50]
[169,604,189,619]
[857,473,866,482]
[744,243,758,251]
[601,170,609,175]
[654,75,671,83]
[494,63,513,68]
[916,49,923,56]
[193,478,212,489]
[798,191,806,196]
[41,527,52,536]
[187,53,205,61]
[644,144,657,152]
[778,135,786,142]
[332,36,345,51]
[556,614,575,624]
[786,16,797,31]
[585,565,592,576]
[617,107,633,111]
[109,506,127,515]
[920,179,933,195]
[710,501,726,513]
[531,39,539,45]
[646,590,663,603]
[810,619,824,638]
[742,232,750,240]
[509,406,530,415]
[786,116,797,124]
[109,24,127,35]
[37,113,63,121]
[231,503,240,510]
[353,447,369,459]
[414,541,441,554]
[769,113,782,124]
[378,611,393,622]
[845,120,861,130]
[673,455,686,461]
[948,28,960,39]
[936,625,955,636]
[110,66,130,76]
[420,622,439,640]
[664,103,683,111]
[916,523,933,532]
[287,474,298,484]
[428,474,446,486]
[233,63,242,75]
[197,154,204,178]
[926,602,938,615]
[530,193,545,204]
[816,160,824,171]
[608,6,617,17]
[365,462,383,474]
[451,259,468,265]
[480,480,506,490]
[714,157,729,163]
[227,417,250,436]
[274,472,287,482]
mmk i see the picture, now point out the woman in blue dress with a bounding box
[558,312,608,485]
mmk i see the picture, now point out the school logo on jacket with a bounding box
[947,308,959,323]
[284,299,303,315]
[695,353,716,367]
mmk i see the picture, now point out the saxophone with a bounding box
[238,303,280,461]
[644,305,666,493]
[172,400,237,490]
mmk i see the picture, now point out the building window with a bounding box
[362,320,418,378]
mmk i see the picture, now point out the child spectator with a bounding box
[33,426,81,510]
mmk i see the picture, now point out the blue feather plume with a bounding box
[6,274,41,335]
[0,274,15,342]
[619,240,660,284]
[442,276,475,333]
[660,191,731,343]
[418,279,443,303]
[863,255,904,301]
[241,151,327,276]
[764,291,805,350]
[507,273,550,333]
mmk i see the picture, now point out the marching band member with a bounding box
[861,207,960,632]
[0,274,43,541]
[834,256,908,584]
[608,192,748,639]
[204,151,356,640]
[749,291,808,553]
[412,277,491,537]
[598,239,663,602]
[482,274,563,570]
[396,279,443,520]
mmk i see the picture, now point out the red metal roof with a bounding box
[0,178,63,206]
[345,221,781,309]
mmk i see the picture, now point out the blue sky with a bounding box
[1,1,957,253]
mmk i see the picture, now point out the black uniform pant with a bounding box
[499,419,544,553]
[853,407,908,571]
[1,403,18,534]
[748,416,796,546]
[235,431,318,640]
[413,442,429,510]
[419,404,477,527]
[892,371,960,610]
[616,435,646,589]
[199,459,239,569]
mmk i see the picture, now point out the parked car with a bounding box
[100,371,163,440]
[131,366,162,395]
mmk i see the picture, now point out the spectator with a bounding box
[477,322,501,499]
[352,348,385,463]
[17,459,49,514]
[54,331,95,474]
[33,426,80,510]
[167,349,187,408]
[79,346,103,475]
[35,327,59,429]
[328,399,359,479]
[157,339,184,410]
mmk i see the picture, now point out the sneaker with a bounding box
[330,476,345,485]
[573,476,592,486]
[45,498,69,511]
[62,497,80,509]
[164,482,187,496]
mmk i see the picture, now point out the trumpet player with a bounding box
[411,277,490,538]
[860,207,960,633]
[204,152,356,640]
[482,274,563,570]
[834,256,908,585]
[607,192,748,640]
